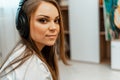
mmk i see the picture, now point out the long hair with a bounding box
[0,0,68,80]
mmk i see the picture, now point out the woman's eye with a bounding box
[38,18,48,24]
[55,19,60,24]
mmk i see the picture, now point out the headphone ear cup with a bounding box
[16,8,29,39]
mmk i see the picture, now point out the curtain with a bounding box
[0,0,20,60]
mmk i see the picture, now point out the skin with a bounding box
[30,1,60,51]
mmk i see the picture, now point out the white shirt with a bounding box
[0,44,53,80]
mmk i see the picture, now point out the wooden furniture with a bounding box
[56,0,70,59]
[99,1,111,64]
[60,6,70,59]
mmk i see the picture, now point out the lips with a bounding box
[46,35,57,39]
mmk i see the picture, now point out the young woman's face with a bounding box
[30,2,60,50]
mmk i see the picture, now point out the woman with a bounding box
[0,0,68,80]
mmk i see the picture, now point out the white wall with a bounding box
[0,7,20,59]
[69,0,100,63]
[0,0,21,61]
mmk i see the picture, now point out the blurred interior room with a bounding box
[0,0,120,80]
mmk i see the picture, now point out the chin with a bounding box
[47,44,55,46]
[46,42,56,46]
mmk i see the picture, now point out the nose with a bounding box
[49,21,56,30]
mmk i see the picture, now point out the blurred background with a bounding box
[0,0,20,60]
[0,0,120,80]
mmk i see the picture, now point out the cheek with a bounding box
[57,25,60,33]
[30,22,45,41]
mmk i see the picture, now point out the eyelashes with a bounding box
[37,18,60,24]
[54,18,60,24]
[38,18,48,24]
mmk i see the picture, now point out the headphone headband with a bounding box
[16,0,29,39]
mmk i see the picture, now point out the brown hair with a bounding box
[0,0,68,80]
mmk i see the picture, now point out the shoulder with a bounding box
[1,43,26,69]
[10,44,26,61]
[24,55,53,80]
[0,44,53,80]
[0,43,26,79]
[9,54,53,80]
[0,43,26,73]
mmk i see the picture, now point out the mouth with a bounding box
[46,35,57,39]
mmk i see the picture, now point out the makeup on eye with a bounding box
[36,15,60,24]
[54,17,60,24]
[37,18,49,24]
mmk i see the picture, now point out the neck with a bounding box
[35,42,45,51]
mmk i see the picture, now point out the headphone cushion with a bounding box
[16,8,29,39]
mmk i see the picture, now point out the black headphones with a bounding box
[16,0,29,39]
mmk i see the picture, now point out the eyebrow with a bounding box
[37,15,59,19]
[37,15,50,18]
